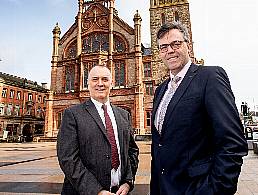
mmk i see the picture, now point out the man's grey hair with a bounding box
[157,21,190,43]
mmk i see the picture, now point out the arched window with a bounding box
[66,41,77,58]
[115,61,125,87]
[114,36,125,53]
[82,32,125,54]
[65,66,75,92]
[175,11,179,21]
[161,13,166,25]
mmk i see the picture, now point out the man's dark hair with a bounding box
[157,21,190,43]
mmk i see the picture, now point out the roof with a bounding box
[0,72,49,93]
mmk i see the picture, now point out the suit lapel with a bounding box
[162,64,199,132]
[83,99,109,140]
[152,79,170,119]
[112,106,124,153]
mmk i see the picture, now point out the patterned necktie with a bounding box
[157,76,181,134]
[102,104,120,170]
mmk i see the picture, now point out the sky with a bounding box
[0,0,258,111]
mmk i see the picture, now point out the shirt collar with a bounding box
[170,60,191,80]
[91,98,111,109]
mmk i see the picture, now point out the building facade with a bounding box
[46,0,201,136]
[0,72,48,141]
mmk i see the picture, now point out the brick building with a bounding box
[0,72,48,141]
[45,0,201,137]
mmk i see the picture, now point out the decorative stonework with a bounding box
[48,0,197,136]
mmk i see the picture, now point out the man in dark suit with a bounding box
[57,65,139,195]
[150,21,248,195]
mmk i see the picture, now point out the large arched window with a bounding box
[115,61,125,87]
[65,66,75,92]
[66,41,77,58]
[82,32,125,54]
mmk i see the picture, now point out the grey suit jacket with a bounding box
[57,99,139,195]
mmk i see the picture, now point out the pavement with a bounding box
[0,141,257,195]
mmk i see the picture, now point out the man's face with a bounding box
[88,66,112,104]
[158,29,190,75]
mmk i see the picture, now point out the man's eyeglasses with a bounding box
[159,40,186,53]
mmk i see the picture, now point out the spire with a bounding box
[52,23,61,35]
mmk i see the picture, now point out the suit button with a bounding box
[159,144,162,147]
[161,168,165,174]
[106,155,110,159]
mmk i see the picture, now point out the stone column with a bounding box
[133,11,145,134]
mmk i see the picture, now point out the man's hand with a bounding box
[98,190,115,195]
[116,183,130,195]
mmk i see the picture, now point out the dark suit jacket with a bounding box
[57,99,139,195]
[150,64,248,195]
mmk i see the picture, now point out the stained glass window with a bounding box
[68,45,77,58]
[83,61,97,88]
[92,34,100,53]
[114,36,125,53]
[115,61,125,87]
[82,32,125,54]
[101,34,109,51]
[83,37,91,53]
[65,66,75,92]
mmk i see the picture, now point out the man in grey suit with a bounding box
[57,65,139,195]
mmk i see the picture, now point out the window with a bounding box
[146,111,152,127]
[115,61,125,87]
[10,90,15,99]
[57,112,63,129]
[38,95,42,103]
[65,66,75,92]
[17,91,21,100]
[83,61,97,88]
[144,62,152,77]
[145,83,154,95]
[28,94,33,101]
[161,13,166,25]
[2,88,7,98]
[175,11,179,21]
[7,104,13,116]
[37,106,43,118]
[82,32,125,54]
[14,105,20,116]
[0,103,5,115]
[43,96,47,104]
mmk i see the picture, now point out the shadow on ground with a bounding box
[0,182,149,194]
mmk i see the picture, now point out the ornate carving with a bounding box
[82,19,93,31]
[98,16,108,28]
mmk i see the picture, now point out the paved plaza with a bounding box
[0,141,257,195]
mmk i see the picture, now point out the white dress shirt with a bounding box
[154,60,192,130]
[91,98,121,188]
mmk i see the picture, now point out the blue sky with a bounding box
[1,0,258,110]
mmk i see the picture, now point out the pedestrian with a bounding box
[150,21,248,195]
[57,65,139,195]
